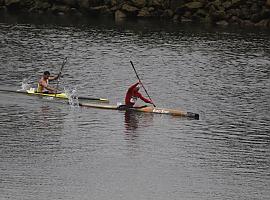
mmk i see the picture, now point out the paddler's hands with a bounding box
[57,72,62,79]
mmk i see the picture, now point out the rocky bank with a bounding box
[0,0,270,27]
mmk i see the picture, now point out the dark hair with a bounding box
[44,71,50,75]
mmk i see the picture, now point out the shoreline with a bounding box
[0,0,270,28]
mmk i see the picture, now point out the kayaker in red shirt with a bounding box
[125,81,153,107]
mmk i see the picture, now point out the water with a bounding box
[0,14,270,200]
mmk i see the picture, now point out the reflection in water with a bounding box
[124,111,139,132]
[38,105,64,129]
[123,111,154,158]
[124,110,154,134]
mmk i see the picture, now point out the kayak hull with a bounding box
[0,88,109,102]
[80,103,199,119]
[26,89,68,98]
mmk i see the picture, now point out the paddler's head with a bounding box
[135,84,141,91]
[43,71,50,79]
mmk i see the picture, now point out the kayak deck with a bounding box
[80,103,199,119]
[26,89,68,98]
[0,88,109,103]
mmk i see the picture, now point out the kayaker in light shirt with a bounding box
[37,71,61,93]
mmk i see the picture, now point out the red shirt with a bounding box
[125,82,152,107]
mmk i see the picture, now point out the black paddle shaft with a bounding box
[130,61,156,107]
[55,57,68,95]
[59,57,68,75]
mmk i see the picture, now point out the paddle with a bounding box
[55,57,67,96]
[130,61,156,107]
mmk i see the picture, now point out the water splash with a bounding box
[19,78,32,91]
[64,87,80,108]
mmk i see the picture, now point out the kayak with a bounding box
[0,88,109,103]
[79,103,199,119]
[0,88,199,119]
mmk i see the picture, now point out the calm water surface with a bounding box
[0,14,270,200]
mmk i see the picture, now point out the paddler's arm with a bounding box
[48,73,61,81]
[137,92,153,104]
[44,85,57,92]
[39,81,56,92]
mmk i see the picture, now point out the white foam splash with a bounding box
[20,78,32,91]
[64,87,80,108]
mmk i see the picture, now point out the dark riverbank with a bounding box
[1,0,270,28]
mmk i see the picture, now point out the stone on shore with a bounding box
[256,19,270,27]
[34,1,51,10]
[184,1,204,10]
[216,20,229,26]
[149,0,168,9]
[60,0,77,7]
[137,7,151,17]
[5,0,21,10]
[132,0,146,8]
[5,0,34,11]
[78,0,89,9]
[121,4,139,13]
[267,0,270,7]
[89,5,112,16]
[5,0,21,6]
[120,3,139,17]
[231,0,242,8]
[51,4,69,14]
[161,9,173,19]
[115,9,126,20]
